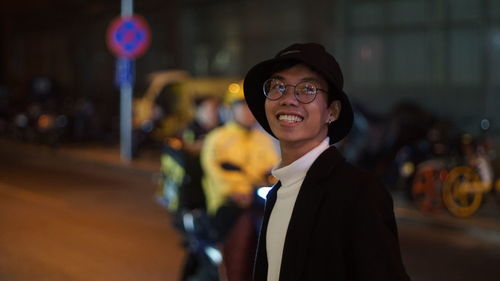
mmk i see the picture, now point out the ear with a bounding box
[328,100,341,121]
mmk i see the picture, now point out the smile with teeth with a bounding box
[278,114,303,123]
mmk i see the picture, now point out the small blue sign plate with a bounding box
[115,58,135,87]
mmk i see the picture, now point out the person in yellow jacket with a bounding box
[201,82,279,216]
[200,81,279,281]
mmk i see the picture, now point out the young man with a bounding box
[243,43,411,281]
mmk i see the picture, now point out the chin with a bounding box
[275,132,304,144]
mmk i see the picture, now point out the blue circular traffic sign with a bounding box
[107,15,151,59]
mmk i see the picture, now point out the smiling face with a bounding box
[264,63,341,160]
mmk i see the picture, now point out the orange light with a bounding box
[228,83,240,94]
[38,114,52,129]
[166,138,183,150]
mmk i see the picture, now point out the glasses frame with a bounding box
[262,78,327,104]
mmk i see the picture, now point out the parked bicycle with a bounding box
[410,131,500,217]
[442,133,500,217]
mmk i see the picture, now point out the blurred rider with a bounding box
[158,95,221,281]
[181,95,221,212]
[179,95,222,281]
[201,81,279,281]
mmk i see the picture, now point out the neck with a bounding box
[279,139,324,167]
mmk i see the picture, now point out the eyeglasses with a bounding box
[263,78,327,104]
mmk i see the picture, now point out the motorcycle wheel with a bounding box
[442,166,483,217]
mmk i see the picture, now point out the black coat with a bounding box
[253,146,411,281]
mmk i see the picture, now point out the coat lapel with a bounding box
[254,182,281,281]
[278,146,345,281]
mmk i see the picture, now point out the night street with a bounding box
[2,1,500,280]
[1,142,500,281]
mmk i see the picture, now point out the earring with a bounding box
[328,117,335,124]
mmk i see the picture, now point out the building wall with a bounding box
[0,1,183,140]
[178,0,500,137]
[338,0,500,136]
[1,0,499,140]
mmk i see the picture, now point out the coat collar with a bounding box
[254,146,346,281]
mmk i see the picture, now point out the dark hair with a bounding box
[266,59,339,106]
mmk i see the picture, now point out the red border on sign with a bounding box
[106,15,151,59]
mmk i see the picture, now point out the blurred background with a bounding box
[0,0,500,139]
[1,0,500,281]
[1,0,500,141]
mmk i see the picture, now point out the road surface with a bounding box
[0,145,184,281]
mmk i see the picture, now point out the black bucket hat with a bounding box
[243,42,354,144]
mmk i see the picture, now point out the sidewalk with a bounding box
[2,138,500,244]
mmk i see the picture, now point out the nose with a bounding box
[279,86,299,105]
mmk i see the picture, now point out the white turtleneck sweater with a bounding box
[266,137,331,281]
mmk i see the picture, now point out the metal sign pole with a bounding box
[121,0,133,16]
[119,0,134,162]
